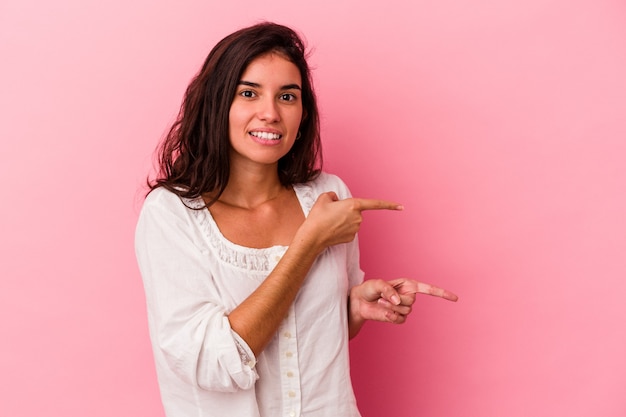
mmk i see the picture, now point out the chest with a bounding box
[208,191,305,248]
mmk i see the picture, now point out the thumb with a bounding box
[314,192,339,205]
[325,191,339,202]
[378,282,401,306]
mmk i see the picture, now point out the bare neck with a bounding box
[217,163,287,209]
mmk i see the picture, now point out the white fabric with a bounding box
[135,172,364,417]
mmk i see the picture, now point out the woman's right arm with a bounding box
[227,192,403,356]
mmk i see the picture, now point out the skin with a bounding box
[208,52,458,357]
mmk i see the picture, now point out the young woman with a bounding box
[135,22,457,417]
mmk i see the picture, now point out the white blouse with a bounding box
[135,172,364,417]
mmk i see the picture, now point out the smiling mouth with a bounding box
[249,131,282,140]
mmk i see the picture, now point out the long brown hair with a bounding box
[149,22,322,204]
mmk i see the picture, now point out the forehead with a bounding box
[240,52,302,85]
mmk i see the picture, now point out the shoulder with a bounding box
[143,186,206,211]
[136,187,205,248]
[143,186,184,209]
[305,172,353,200]
[139,187,201,226]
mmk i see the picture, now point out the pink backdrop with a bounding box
[1,1,625,416]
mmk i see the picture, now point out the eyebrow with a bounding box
[238,80,301,90]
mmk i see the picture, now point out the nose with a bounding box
[257,97,280,122]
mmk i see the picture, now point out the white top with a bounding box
[135,172,364,417]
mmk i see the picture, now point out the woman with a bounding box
[135,22,457,417]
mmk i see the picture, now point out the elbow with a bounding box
[159,343,258,393]
[196,364,258,392]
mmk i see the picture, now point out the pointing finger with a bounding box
[353,198,404,212]
[395,281,459,302]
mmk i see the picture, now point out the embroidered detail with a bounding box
[233,335,256,369]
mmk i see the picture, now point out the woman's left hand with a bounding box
[348,278,458,336]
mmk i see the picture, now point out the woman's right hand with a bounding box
[296,192,403,251]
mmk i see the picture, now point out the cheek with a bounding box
[228,100,252,125]
[289,107,304,129]
[228,105,240,128]
[227,106,245,145]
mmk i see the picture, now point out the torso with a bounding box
[138,173,363,416]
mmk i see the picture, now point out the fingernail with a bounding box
[391,295,400,305]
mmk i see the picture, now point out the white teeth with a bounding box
[250,131,281,140]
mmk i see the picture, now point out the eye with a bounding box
[239,90,256,98]
[279,93,297,102]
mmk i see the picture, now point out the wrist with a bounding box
[292,222,325,256]
[348,288,366,339]
[348,287,366,324]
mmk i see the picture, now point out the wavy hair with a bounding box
[149,22,322,204]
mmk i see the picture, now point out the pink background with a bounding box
[1,0,625,416]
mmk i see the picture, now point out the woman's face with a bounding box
[228,52,303,170]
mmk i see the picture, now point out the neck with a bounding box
[218,161,286,209]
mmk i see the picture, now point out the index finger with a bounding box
[353,198,404,212]
[396,281,459,302]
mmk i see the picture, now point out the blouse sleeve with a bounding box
[319,173,366,289]
[135,189,258,393]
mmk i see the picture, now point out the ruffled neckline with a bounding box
[184,182,316,273]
